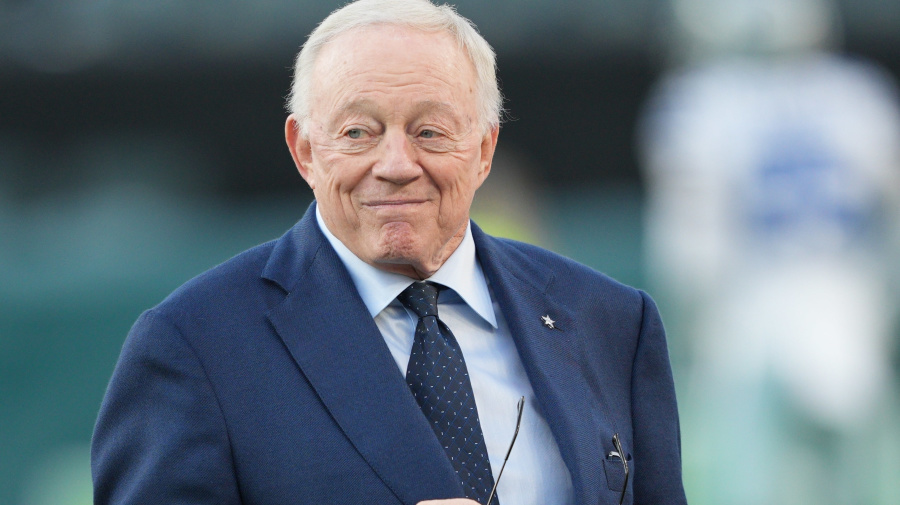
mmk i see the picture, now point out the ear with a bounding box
[285,114,316,189]
[476,125,500,185]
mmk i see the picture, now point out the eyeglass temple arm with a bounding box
[613,433,630,505]
[485,396,524,505]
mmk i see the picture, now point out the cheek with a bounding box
[433,169,481,225]
[313,154,366,195]
[443,157,483,198]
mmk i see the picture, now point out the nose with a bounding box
[372,128,421,184]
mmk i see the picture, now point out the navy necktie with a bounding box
[398,281,498,505]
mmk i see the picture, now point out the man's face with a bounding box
[286,25,498,279]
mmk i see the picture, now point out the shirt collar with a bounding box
[316,205,497,328]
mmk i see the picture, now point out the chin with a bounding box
[370,226,430,272]
[376,238,423,265]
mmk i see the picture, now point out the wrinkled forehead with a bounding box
[308,24,478,109]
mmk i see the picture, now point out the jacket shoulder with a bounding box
[485,235,641,300]
[152,239,281,319]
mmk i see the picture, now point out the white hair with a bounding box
[286,0,502,135]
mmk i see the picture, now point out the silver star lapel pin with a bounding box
[541,315,557,329]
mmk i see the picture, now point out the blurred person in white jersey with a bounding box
[639,0,900,503]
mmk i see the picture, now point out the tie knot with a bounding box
[398,281,441,319]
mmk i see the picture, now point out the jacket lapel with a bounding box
[263,206,463,505]
[473,224,606,505]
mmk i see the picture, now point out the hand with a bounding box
[417,500,482,505]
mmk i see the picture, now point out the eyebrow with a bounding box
[334,99,379,120]
[414,100,460,120]
[330,99,465,130]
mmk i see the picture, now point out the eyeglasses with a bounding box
[482,399,629,505]
[609,433,630,505]
[485,396,524,505]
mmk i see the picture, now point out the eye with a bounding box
[419,129,437,139]
[347,128,364,139]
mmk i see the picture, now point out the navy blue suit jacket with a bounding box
[92,204,687,505]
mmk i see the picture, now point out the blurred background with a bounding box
[2,1,899,504]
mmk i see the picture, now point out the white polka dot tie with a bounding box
[399,281,497,505]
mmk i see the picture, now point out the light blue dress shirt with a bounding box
[316,208,574,505]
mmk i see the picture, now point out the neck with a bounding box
[371,224,467,280]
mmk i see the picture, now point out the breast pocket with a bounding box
[603,452,633,496]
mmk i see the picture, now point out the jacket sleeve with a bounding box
[630,291,688,504]
[92,309,242,504]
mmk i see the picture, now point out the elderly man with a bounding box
[92,1,687,504]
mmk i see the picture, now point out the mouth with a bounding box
[363,199,428,209]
